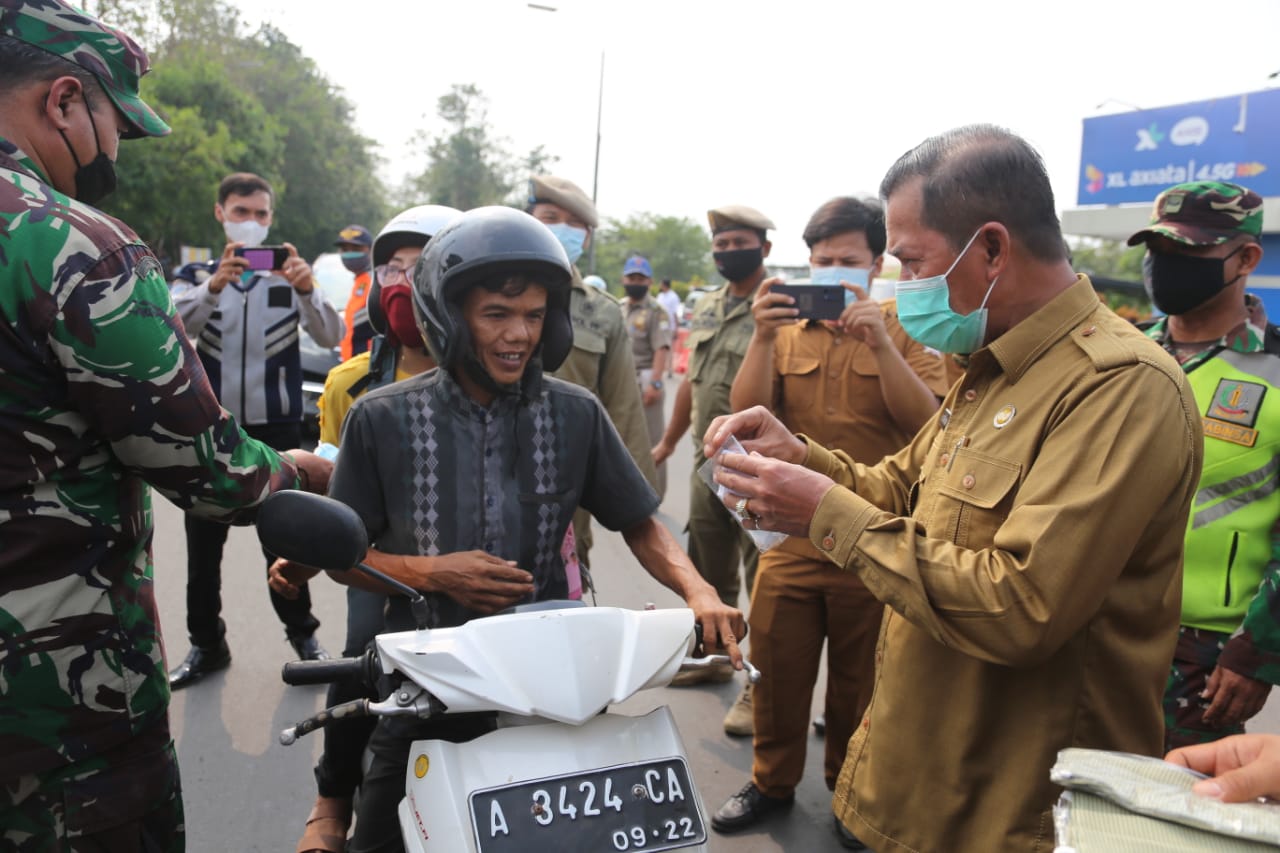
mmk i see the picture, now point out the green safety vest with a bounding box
[1182,347,1280,632]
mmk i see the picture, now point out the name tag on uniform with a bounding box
[1203,417,1259,447]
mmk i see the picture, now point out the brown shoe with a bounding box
[723,682,753,736]
[669,661,735,687]
[296,795,351,853]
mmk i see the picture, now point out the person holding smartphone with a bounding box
[170,172,344,688]
[712,197,948,831]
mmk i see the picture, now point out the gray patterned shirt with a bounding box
[331,368,659,631]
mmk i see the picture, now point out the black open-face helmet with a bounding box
[367,204,461,335]
[412,206,574,395]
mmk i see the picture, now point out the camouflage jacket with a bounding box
[0,137,298,781]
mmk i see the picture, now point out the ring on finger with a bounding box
[734,497,752,521]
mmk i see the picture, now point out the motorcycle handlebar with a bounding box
[281,654,371,686]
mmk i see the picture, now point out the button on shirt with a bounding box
[805,277,1203,851]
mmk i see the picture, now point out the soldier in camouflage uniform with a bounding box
[0,2,330,848]
[1128,181,1280,750]
[527,175,658,571]
[654,205,774,685]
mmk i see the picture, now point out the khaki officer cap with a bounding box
[528,175,598,229]
[707,205,776,235]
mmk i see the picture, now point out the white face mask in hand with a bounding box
[222,218,269,248]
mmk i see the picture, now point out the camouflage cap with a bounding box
[707,204,776,235]
[528,175,598,229]
[1126,181,1263,247]
[0,0,170,139]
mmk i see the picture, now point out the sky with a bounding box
[227,0,1280,268]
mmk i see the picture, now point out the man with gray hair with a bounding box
[702,125,1203,850]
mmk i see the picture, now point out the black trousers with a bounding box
[182,421,320,648]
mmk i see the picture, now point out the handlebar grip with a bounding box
[281,656,367,686]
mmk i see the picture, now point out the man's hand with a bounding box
[268,557,321,600]
[713,450,834,538]
[207,242,250,294]
[284,449,333,495]
[652,437,676,466]
[838,284,891,350]
[280,242,314,294]
[685,586,747,668]
[1167,733,1280,802]
[1202,666,1272,729]
[750,276,799,343]
[415,551,534,614]
[703,405,806,464]
[642,384,662,407]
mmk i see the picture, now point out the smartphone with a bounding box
[771,284,845,321]
[233,246,290,271]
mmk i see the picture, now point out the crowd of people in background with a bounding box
[6,3,1280,853]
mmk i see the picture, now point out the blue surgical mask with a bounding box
[894,229,997,355]
[810,265,870,306]
[544,222,587,265]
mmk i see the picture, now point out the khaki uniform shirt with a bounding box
[805,278,1202,852]
[686,284,756,463]
[551,268,658,489]
[773,302,949,562]
[625,295,673,372]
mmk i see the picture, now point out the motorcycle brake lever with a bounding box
[280,698,370,745]
[681,655,761,684]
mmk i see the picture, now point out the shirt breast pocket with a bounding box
[778,354,822,403]
[932,448,1021,549]
[268,284,294,309]
[685,328,716,383]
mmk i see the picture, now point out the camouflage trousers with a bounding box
[1163,625,1244,752]
[1,730,183,852]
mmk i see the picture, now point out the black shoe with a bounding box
[168,642,231,690]
[710,782,794,833]
[290,634,330,661]
[813,714,826,737]
[833,814,869,850]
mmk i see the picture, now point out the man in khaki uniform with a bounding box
[654,205,774,684]
[703,125,1202,851]
[713,196,948,829]
[622,254,672,498]
[529,175,658,567]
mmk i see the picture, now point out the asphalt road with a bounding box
[150,372,1280,852]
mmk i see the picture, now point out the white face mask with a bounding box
[222,217,269,247]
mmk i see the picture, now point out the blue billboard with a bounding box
[1078,88,1280,206]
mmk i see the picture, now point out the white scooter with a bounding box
[258,490,758,853]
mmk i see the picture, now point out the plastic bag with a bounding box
[697,434,788,553]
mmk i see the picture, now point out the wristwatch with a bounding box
[650,380,664,390]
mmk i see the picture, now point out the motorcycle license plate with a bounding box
[469,757,706,852]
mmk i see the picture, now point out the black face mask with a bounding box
[713,248,763,283]
[624,284,650,301]
[1147,244,1244,315]
[58,104,117,206]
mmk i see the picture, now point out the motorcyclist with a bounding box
[296,203,460,853]
[272,206,745,853]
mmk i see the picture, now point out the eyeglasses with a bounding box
[375,265,412,286]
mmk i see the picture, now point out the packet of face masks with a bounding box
[697,434,788,553]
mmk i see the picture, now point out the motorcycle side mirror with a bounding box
[257,491,368,571]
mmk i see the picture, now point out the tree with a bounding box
[96,0,388,263]
[401,84,557,210]
[593,213,714,292]
[1067,237,1145,281]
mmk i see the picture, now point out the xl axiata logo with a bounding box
[1171,116,1209,146]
